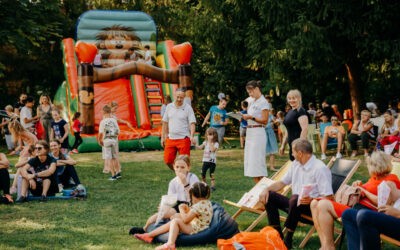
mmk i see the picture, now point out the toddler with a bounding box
[196,128,219,191]
[134,182,213,250]
[50,109,69,154]
[71,112,82,154]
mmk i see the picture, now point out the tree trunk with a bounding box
[345,63,360,118]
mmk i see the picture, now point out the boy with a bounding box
[97,104,120,180]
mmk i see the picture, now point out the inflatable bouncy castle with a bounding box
[55,10,193,152]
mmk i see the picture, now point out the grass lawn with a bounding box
[0,138,398,250]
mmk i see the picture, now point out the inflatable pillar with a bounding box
[77,63,95,134]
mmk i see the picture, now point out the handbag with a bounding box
[335,184,361,207]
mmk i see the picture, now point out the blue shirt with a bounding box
[209,105,227,128]
[240,110,248,128]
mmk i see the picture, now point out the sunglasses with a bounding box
[35,147,44,150]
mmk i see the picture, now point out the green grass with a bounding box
[0,139,398,250]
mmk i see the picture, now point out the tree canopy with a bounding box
[1,0,399,114]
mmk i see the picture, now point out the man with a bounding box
[20,96,38,133]
[17,140,58,202]
[202,97,229,145]
[320,115,345,160]
[161,89,196,170]
[259,138,333,249]
[14,93,27,116]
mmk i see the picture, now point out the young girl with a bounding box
[50,109,69,154]
[196,128,219,191]
[8,119,38,158]
[265,110,279,171]
[9,145,35,195]
[134,182,213,250]
[71,112,83,154]
[129,155,199,235]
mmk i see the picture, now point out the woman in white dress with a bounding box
[241,80,270,183]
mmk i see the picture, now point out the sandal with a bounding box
[155,243,176,250]
[134,233,153,243]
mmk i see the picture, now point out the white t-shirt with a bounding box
[281,155,333,197]
[162,102,196,139]
[99,117,120,139]
[144,50,152,65]
[201,141,219,163]
[168,172,199,202]
[247,95,270,126]
[20,106,33,129]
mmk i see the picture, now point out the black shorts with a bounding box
[29,176,58,197]
[202,162,216,178]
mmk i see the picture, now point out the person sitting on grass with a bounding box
[17,140,58,202]
[134,182,213,250]
[50,139,83,192]
[9,145,35,195]
[0,152,13,204]
[8,119,38,158]
[320,115,345,160]
[129,155,199,235]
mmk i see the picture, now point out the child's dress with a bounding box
[190,200,213,234]
[265,114,279,155]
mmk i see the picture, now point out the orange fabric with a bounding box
[217,226,287,250]
[164,138,191,165]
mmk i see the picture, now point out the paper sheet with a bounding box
[378,181,391,208]
[298,184,317,206]
[237,177,275,208]
[384,141,398,155]
[227,112,243,121]
[156,194,178,223]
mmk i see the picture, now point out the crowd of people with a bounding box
[2,83,400,250]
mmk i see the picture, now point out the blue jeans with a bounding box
[342,208,400,250]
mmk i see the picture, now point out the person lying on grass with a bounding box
[134,182,213,250]
[129,155,199,235]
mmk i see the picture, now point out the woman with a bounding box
[310,151,400,250]
[50,139,82,191]
[241,80,269,183]
[378,111,399,152]
[342,181,400,250]
[279,89,308,161]
[8,119,38,158]
[36,95,54,142]
[348,109,374,157]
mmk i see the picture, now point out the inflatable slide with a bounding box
[55,10,193,152]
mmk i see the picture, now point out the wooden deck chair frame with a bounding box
[223,160,292,232]
[283,157,361,248]
[380,234,400,247]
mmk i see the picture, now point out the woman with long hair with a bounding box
[36,95,54,142]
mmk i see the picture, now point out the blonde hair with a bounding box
[174,154,190,167]
[287,89,303,108]
[8,119,27,141]
[39,95,52,105]
[103,104,112,114]
[360,109,371,118]
[367,151,392,177]
[5,105,13,112]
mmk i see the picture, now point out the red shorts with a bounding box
[164,137,191,165]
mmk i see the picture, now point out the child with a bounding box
[129,155,199,235]
[97,104,120,180]
[134,182,213,250]
[71,112,82,154]
[265,111,279,171]
[196,128,219,191]
[239,100,248,149]
[50,109,69,154]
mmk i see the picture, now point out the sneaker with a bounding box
[129,227,145,235]
[321,154,327,160]
[16,196,28,203]
[72,149,79,154]
[115,172,122,179]
[108,176,117,181]
[40,195,48,202]
[335,153,342,159]
[10,186,17,195]
[134,233,153,243]
[58,184,64,193]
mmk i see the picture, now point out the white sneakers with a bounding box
[321,153,342,160]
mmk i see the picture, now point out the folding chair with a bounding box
[380,234,400,247]
[296,157,362,248]
[223,160,292,232]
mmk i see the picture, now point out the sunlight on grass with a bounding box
[7,217,55,230]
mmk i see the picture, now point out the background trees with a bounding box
[1,0,399,117]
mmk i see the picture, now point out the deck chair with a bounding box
[223,160,292,232]
[295,157,362,248]
[381,234,400,247]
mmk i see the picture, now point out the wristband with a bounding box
[252,117,256,121]
[184,184,190,188]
